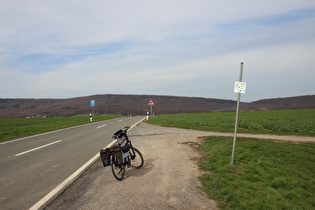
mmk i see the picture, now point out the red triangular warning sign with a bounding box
[148,99,155,106]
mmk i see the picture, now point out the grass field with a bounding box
[1,109,314,208]
[147,109,315,209]
[199,136,315,209]
[0,114,122,142]
[148,109,315,136]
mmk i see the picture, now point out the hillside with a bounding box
[242,95,315,111]
[0,94,314,118]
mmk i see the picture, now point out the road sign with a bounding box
[234,82,246,94]
[91,100,95,107]
[231,62,245,165]
[148,99,155,106]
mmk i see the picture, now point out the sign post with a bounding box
[147,99,155,119]
[90,100,95,122]
[231,62,246,164]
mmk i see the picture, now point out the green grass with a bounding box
[148,109,315,136]
[147,109,315,208]
[0,115,123,142]
[199,136,315,209]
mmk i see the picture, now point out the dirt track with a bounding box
[45,123,315,210]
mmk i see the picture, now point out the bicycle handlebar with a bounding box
[112,126,130,139]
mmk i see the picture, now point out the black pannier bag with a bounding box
[115,147,129,165]
[100,148,111,167]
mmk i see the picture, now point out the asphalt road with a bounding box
[44,123,315,209]
[0,116,145,210]
[45,122,220,209]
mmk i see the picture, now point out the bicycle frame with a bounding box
[100,126,144,181]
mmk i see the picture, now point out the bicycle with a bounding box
[100,126,144,181]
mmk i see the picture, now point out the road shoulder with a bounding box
[45,122,314,209]
[45,122,219,209]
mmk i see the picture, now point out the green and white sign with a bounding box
[234,82,246,94]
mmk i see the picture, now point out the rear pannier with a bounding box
[100,148,111,167]
[115,147,129,165]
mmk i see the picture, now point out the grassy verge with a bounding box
[148,109,315,136]
[199,136,315,209]
[147,109,315,208]
[0,115,122,142]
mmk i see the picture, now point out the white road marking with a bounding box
[30,117,147,210]
[0,123,90,146]
[15,140,62,157]
[103,117,146,149]
[129,117,146,130]
[29,153,100,210]
[118,119,123,122]
[96,124,107,129]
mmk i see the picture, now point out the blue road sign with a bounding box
[91,100,95,107]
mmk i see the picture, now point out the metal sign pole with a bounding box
[90,100,95,122]
[148,99,155,119]
[231,62,244,164]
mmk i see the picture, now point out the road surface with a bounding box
[0,116,144,209]
[45,122,315,209]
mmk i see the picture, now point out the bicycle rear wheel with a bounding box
[111,153,125,181]
[130,147,144,169]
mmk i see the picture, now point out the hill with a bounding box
[242,95,315,111]
[0,94,314,118]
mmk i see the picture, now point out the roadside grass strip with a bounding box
[0,115,122,142]
[198,136,315,209]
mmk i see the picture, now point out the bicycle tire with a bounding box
[111,153,125,181]
[130,147,144,169]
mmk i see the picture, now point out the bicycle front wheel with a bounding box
[111,153,125,181]
[129,147,144,169]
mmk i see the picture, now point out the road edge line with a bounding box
[29,116,146,210]
[129,117,146,131]
[29,153,99,210]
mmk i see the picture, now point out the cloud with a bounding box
[0,0,315,101]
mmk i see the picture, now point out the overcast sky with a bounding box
[1,0,314,102]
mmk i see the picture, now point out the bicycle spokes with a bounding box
[102,126,144,181]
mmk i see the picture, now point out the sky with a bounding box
[1,0,315,102]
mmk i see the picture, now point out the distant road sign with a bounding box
[91,100,95,106]
[148,99,155,106]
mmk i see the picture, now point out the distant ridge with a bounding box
[0,94,314,118]
[242,95,315,111]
